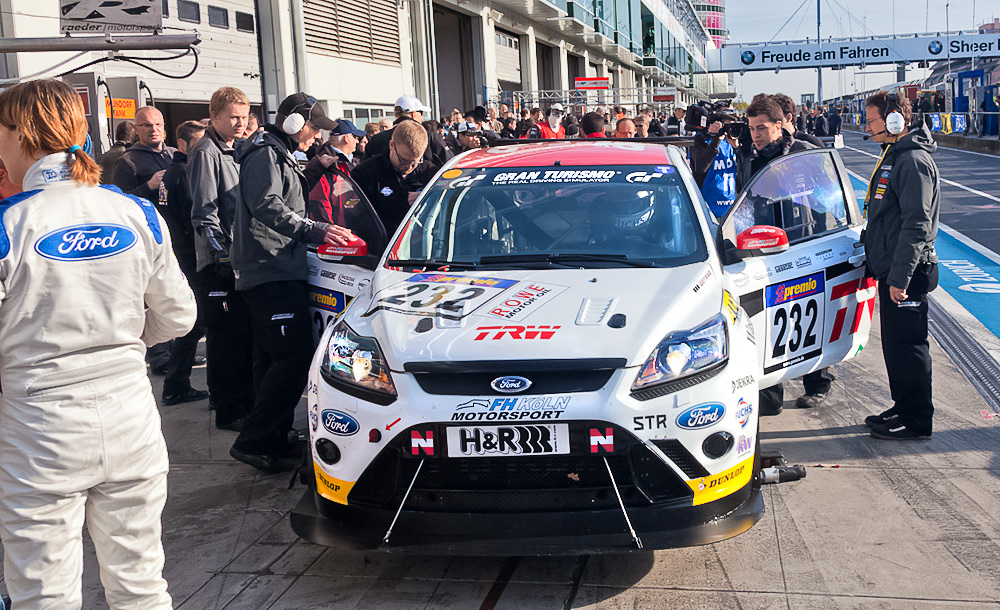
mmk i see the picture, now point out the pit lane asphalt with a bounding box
[2,305,996,609]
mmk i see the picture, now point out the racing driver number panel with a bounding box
[763,271,825,374]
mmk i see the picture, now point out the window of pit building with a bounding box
[208,5,229,28]
[162,0,168,17]
[236,11,255,33]
[177,0,200,23]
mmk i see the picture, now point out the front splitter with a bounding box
[290,481,764,555]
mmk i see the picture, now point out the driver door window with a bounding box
[724,150,851,248]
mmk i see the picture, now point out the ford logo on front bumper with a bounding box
[491,376,532,393]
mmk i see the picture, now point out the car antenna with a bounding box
[603,456,643,548]
[380,459,425,547]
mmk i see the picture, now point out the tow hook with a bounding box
[757,448,807,485]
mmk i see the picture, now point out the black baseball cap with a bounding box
[276,93,338,131]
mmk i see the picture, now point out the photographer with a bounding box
[449,121,488,154]
[688,107,742,219]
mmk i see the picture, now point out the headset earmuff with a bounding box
[282,113,306,135]
[885,92,905,135]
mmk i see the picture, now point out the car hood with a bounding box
[343,263,723,370]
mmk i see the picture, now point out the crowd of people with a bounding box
[0,76,940,608]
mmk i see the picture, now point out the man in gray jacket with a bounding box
[861,92,940,440]
[230,93,353,472]
[187,87,253,430]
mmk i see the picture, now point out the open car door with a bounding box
[306,170,387,343]
[717,148,875,389]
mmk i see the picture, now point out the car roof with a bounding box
[452,141,675,169]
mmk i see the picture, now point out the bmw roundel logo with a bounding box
[928,40,943,55]
[491,376,532,393]
[741,50,756,65]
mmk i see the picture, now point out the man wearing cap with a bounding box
[449,121,487,155]
[229,93,355,472]
[305,119,365,225]
[527,104,566,139]
[364,95,451,188]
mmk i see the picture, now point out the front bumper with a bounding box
[290,477,763,555]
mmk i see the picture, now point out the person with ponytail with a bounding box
[0,78,195,609]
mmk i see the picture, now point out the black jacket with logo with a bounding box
[734,130,817,191]
[351,151,410,237]
[862,122,940,289]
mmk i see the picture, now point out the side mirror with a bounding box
[735,225,789,257]
[317,236,368,260]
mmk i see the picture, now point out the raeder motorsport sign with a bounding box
[707,33,1000,73]
[60,0,163,34]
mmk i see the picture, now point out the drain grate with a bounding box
[928,297,1000,414]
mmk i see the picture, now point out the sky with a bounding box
[724,0,994,103]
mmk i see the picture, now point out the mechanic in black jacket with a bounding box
[351,121,429,237]
[735,97,837,415]
[156,119,209,406]
[230,93,353,472]
[861,92,940,440]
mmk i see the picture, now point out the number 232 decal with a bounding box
[763,272,825,373]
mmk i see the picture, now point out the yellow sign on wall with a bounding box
[104,97,137,120]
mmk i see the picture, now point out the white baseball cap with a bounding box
[395,95,427,113]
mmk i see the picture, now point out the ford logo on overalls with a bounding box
[322,410,359,436]
[34,224,137,261]
[676,403,726,430]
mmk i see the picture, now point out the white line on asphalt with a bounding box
[939,222,1000,266]
[844,145,1000,204]
[843,131,1000,160]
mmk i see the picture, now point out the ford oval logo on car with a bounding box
[491,376,532,393]
[676,403,726,430]
[321,409,360,436]
[34,224,137,261]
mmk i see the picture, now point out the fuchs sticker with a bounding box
[34,224,137,261]
[736,397,753,427]
[321,410,359,436]
[676,403,726,430]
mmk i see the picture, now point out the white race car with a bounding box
[291,141,875,553]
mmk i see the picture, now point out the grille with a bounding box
[405,358,625,396]
[348,423,693,513]
[652,439,710,478]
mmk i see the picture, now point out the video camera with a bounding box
[685,100,745,139]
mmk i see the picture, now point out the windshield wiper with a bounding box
[478,253,661,268]
[384,258,478,271]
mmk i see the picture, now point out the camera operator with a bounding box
[688,105,743,219]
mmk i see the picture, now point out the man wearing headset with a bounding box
[230,93,355,471]
[861,91,940,440]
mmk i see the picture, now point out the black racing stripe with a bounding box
[825,261,858,281]
[740,289,765,318]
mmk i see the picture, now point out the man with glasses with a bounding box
[113,106,174,205]
[229,93,354,472]
[351,121,429,236]
[527,103,566,139]
[114,105,176,376]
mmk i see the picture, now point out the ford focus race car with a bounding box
[290,141,875,554]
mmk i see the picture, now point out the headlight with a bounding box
[321,321,396,398]
[632,314,728,392]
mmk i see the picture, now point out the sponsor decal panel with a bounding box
[473,325,560,341]
[693,268,712,292]
[452,396,570,421]
[322,410,360,436]
[314,469,354,505]
[773,261,794,275]
[676,403,726,430]
[308,287,345,313]
[492,170,617,185]
[484,282,567,321]
[736,434,754,455]
[732,374,755,393]
[736,397,753,427]
[370,275,514,319]
[688,456,754,505]
[766,272,825,307]
[446,424,570,457]
[411,430,434,455]
[590,428,614,453]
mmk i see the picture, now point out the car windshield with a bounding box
[387,165,708,269]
